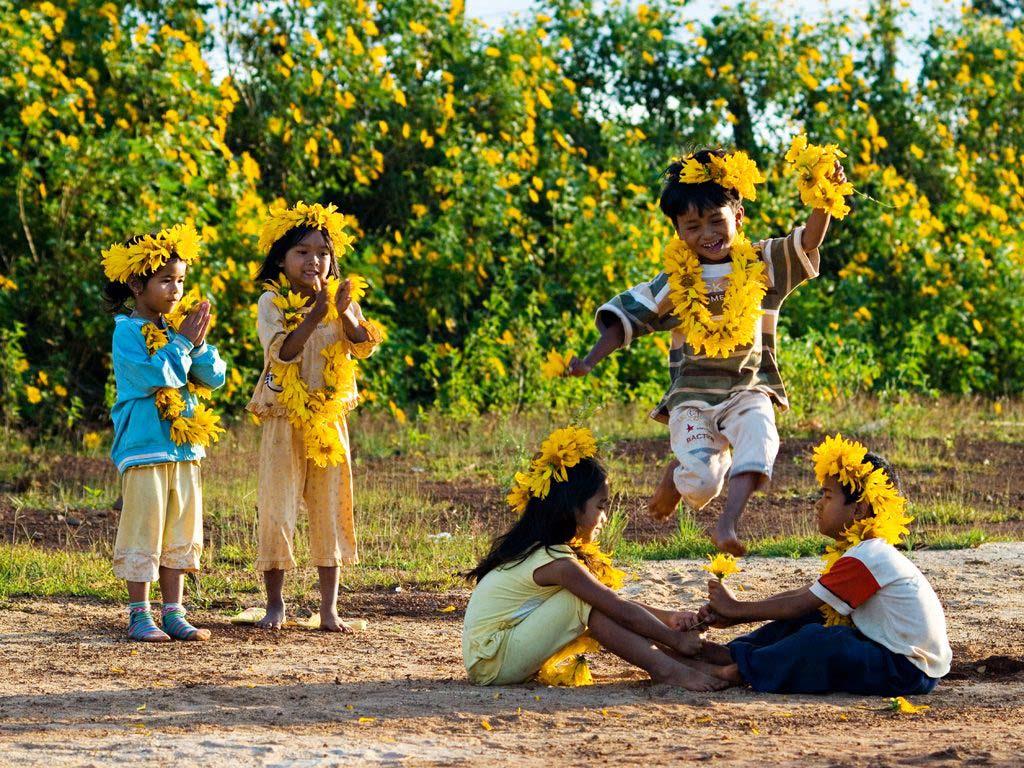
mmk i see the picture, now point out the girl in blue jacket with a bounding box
[101,225,227,642]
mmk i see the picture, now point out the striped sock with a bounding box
[161,603,211,641]
[127,602,170,642]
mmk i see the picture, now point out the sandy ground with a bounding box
[2,544,1024,767]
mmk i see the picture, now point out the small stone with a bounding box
[66,516,82,527]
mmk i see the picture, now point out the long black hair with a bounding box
[660,147,742,220]
[465,456,608,583]
[102,233,183,315]
[254,224,340,286]
[839,452,902,509]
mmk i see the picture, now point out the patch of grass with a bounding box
[0,544,124,601]
[921,529,992,550]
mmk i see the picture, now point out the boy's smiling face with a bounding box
[673,203,744,262]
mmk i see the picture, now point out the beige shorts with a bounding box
[256,417,358,571]
[112,461,204,583]
[668,390,780,511]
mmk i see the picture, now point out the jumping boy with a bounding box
[568,148,846,555]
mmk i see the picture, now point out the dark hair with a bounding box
[102,233,184,315]
[660,148,742,220]
[838,452,902,509]
[465,456,608,583]
[254,225,340,286]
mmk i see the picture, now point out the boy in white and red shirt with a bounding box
[694,446,951,695]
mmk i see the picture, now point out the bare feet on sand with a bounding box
[648,460,682,521]
[319,607,352,633]
[654,665,730,692]
[711,517,747,556]
[256,599,286,630]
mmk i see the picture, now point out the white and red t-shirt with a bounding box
[809,538,952,678]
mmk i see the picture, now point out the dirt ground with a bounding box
[2,544,1024,767]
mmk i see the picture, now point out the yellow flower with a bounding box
[82,431,102,450]
[676,150,765,200]
[536,635,599,686]
[257,201,355,255]
[540,350,571,379]
[784,134,853,219]
[703,553,742,580]
[507,426,599,511]
[101,223,201,283]
[25,386,42,404]
[889,697,929,715]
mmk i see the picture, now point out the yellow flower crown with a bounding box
[101,224,201,283]
[507,426,599,514]
[675,149,766,201]
[813,433,914,558]
[257,201,357,255]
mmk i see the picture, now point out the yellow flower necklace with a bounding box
[663,231,767,358]
[265,276,367,468]
[812,434,913,626]
[139,289,224,448]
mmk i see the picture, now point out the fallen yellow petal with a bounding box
[890,696,930,714]
[481,719,492,731]
[437,605,457,613]
[358,716,376,724]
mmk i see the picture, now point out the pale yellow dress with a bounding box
[462,545,592,685]
[247,291,381,571]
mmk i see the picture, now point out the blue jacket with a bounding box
[110,314,228,473]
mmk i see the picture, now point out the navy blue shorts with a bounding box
[727,612,939,695]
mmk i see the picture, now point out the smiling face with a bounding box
[574,480,610,544]
[674,203,744,262]
[132,258,186,318]
[815,475,870,540]
[281,229,333,294]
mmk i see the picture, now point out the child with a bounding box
[102,225,227,642]
[568,148,846,555]
[462,426,728,690]
[248,202,381,632]
[695,435,952,695]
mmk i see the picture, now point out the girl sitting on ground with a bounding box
[462,426,728,690]
[695,435,951,695]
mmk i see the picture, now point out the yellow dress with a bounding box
[247,291,381,571]
[462,544,592,685]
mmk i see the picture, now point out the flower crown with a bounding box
[812,433,913,554]
[675,149,766,201]
[258,201,357,255]
[507,426,599,514]
[101,224,201,283]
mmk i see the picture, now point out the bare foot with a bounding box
[255,599,286,630]
[319,607,352,633]
[714,663,743,684]
[655,665,729,692]
[699,640,734,665]
[711,517,747,556]
[648,460,682,521]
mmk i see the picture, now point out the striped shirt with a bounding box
[597,227,817,422]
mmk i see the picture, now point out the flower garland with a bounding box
[140,289,224,449]
[506,425,599,514]
[812,434,913,626]
[663,231,767,358]
[264,277,363,468]
[101,223,200,283]
[257,200,356,255]
[784,134,854,219]
[676,150,766,201]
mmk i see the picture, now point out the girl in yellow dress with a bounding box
[248,202,381,631]
[462,427,729,689]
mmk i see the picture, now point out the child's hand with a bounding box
[310,279,330,320]
[707,579,743,622]
[829,160,847,186]
[335,278,353,316]
[565,355,592,377]
[178,301,211,346]
[697,603,735,629]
